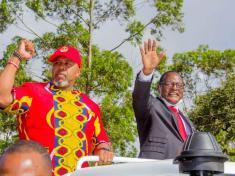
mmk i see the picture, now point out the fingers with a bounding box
[144,41,148,54]
[24,39,35,56]
[139,39,166,74]
[98,150,114,164]
[152,40,156,51]
[142,39,164,57]
[159,51,166,61]
[18,39,36,60]
[18,39,25,51]
[147,39,152,51]
[142,39,157,54]
[139,46,145,61]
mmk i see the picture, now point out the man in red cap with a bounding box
[0,39,113,175]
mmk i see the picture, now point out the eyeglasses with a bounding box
[160,81,184,89]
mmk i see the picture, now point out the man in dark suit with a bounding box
[133,39,196,159]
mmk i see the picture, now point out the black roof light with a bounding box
[175,131,228,176]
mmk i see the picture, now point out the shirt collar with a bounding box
[160,97,183,110]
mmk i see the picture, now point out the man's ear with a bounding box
[75,65,81,78]
[76,69,81,78]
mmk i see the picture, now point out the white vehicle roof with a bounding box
[66,156,235,176]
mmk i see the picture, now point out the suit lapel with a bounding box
[179,111,196,133]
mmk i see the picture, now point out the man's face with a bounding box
[52,57,80,89]
[158,72,184,104]
[0,152,51,176]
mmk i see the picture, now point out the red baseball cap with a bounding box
[48,46,82,67]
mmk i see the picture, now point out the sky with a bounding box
[0,0,235,77]
[93,0,235,76]
[163,0,235,57]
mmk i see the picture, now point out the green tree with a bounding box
[190,74,235,161]
[0,0,185,156]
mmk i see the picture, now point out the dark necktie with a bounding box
[168,106,187,141]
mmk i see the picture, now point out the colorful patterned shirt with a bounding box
[4,82,109,175]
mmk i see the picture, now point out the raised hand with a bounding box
[17,39,36,60]
[139,39,165,75]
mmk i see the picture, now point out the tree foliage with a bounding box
[0,0,185,156]
[0,0,15,32]
[0,0,184,46]
[190,74,235,161]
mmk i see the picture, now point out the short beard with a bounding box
[53,80,69,88]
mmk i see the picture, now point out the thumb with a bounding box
[18,39,26,52]
[159,51,166,61]
[139,46,145,59]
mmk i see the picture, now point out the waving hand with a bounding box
[140,39,165,75]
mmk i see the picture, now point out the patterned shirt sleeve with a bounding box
[4,83,33,115]
[93,106,110,146]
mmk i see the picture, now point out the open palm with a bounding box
[140,39,165,75]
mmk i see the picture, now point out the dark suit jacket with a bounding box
[132,77,196,159]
